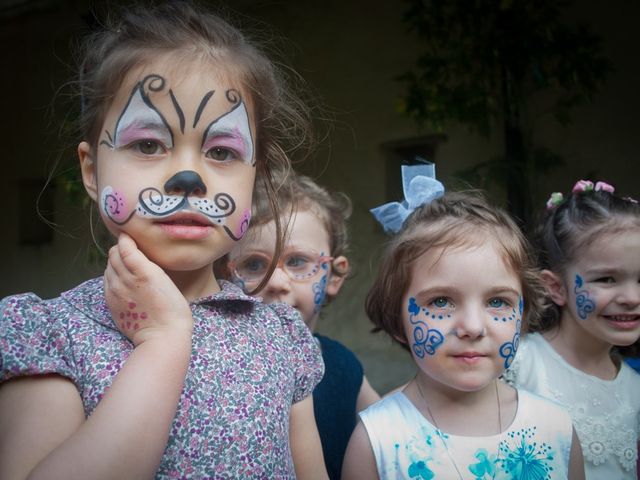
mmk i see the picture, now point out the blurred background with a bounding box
[1,0,638,393]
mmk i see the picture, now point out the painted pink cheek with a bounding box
[102,189,130,223]
[236,208,252,239]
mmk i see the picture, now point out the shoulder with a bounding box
[359,392,408,426]
[619,362,640,390]
[516,388,573,429]
[1,277,107,382]
[316,334,362,365]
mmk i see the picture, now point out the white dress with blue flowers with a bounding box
[359,389,573,479]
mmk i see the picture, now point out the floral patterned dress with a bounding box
[359,389,573,479]
[1,278,324,478]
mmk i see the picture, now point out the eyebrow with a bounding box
[412,285,520,301]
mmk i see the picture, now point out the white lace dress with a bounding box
[503,332,640,479]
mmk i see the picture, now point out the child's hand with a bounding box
[104,233,193,347]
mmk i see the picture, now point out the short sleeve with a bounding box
[269,302,324,403]
[0,293,76,383]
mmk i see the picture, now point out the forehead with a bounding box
[107,54,254,123]
[234,209,331,255]
[409,241,520,289]
[576,226,640,267]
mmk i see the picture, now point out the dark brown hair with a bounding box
[535,186,640,356]
[366,191,546,351]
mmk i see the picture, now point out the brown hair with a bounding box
[366,191,546,351]
[74,1,315,286]
[535,186,640,356]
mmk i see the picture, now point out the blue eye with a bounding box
[488,298,508,308]
[285,255,311,270]
[432,297,450,308]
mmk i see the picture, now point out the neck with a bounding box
[165,266,220,301]
[411,374,516,436]
[544,315,617,379]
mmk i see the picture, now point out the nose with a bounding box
[453,306,487,339]
[617,282,640,307]
[164,170,207,196]
[262,266,292,299]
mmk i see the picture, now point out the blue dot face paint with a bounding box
[574,274,596,320]
[407,297,445,358]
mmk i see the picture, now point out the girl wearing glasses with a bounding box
[226,170,381,479]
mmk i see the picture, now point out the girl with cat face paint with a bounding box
[0,3,327,478]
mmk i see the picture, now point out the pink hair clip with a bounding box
[572,180,594,193]
[546,192,564,210]
[594,181,615,193]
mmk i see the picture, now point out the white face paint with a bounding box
[202,101,254,165]
[113,80,174,150]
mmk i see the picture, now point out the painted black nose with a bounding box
[164,170,207,196]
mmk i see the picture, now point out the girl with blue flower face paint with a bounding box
[343,187,585,480]
[504,180,640,479]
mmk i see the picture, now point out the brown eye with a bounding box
[135,140,163,155]
[206,147,236,162]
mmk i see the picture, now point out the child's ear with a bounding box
[326,255,349,296]
[541,269,567,306]
[78,141,98,202]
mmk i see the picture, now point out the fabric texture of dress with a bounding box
[313,334,364,479]
[359,389,573,479]
[503,332,640,480]
[0,277,324,478]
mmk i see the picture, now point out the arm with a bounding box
[568,427,586,480]
[0,375,85,480]
[341,420,379,480]
[356,375,380,413]
[289,395,328,480]
[1,234,193,479]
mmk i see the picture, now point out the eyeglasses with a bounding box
[229,249,334,284]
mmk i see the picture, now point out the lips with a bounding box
[451,351,487,364]
[603,314,640,330]
[156,211,214,227]
[155,212,214,239]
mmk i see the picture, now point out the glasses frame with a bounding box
[229,249,334,284]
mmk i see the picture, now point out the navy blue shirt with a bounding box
[313,335,364,480]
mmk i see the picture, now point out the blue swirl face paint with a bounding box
[407,297,445,358]
[312,257,329,313]
[574,274,596,320]
[499,295,523,369]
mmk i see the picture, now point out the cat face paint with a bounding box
[92,59,257,272]
[402,242,522,394]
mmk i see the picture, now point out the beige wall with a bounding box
[1,0,638,393]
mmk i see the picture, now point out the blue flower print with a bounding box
[499,427,555,480]
[408,297,421,315]
[468,448,497,479]
[408,460,435,479]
